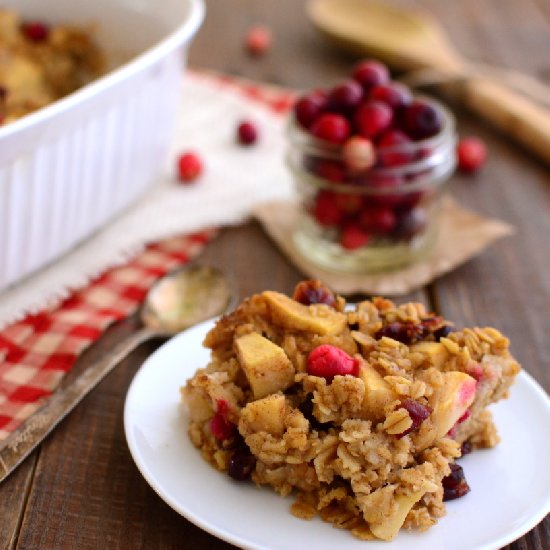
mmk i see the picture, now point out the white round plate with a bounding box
[124,320,550,550]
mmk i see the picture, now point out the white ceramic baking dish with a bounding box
[0,0,204,291]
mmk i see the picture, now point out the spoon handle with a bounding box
[0,327,162,484]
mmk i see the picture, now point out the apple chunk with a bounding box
[414,371,477,450]
[235,332,295,399]
[262,291,347,335]
[239,394,287,436]
[358,362,397,422]
[410,341,450,369]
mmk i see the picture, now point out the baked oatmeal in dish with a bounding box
[182,280,520,541]
[0,8,104,124]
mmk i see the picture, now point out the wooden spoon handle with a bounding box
[457,77,550,165]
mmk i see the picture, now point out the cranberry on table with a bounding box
[342,136,376,172]
[310,113,351,144]
[403,100,443,140]
[327,80,364,114]
[295,91,328,129]
[354,100,393,140]
[340,224,371,250]
[457,137,487,173]
[244,24,272,56]
[22,21,49,42]
[369,82,412,111]
[312,191,342,226]
[293,280,336,307]
[237,120,258,145]
[307,344,359,380]
[177,151,203,183]
[352,59,390,91]
[377,129,414,167]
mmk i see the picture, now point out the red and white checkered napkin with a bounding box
[0,71,296,442]
[0,232,215,440]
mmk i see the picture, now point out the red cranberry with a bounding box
[393,207,427,240]
[294,91,328,129]
[310,113,350,144]
[293,280,336,307]
[307,344,359,380]
[342,136,376,173]
[244,25,272,56]
[457,137,487,173]
[237,121,258,145]
[177,152,203,183]
[359,207,396,235]
[312,191,342,226]
[375,321,425,344]
[340,224,370,250]
[369,83,412,110]
[335,192,363,215]
[442,463,470,501]
[22,22,49,42]
[404,100,443,140]
[397,399,432,437]
[377,129,414,167]
[327,80,363,114]
[312,159,346,182]
[352,60,390,91]
[210,400,236,441]
[354,100,393,140]
[363,174,403,208]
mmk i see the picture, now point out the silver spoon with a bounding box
[0,264,235,484]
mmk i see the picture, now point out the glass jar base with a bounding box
[293,226,436,274]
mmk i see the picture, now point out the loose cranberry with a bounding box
[369,83,412,111]
[340,224,370,250]
[228,450,256,480]
[311,159,346,182]
[359,207,396,235]
[294,91,328,129]
[393,207,427,240]
[335,192,363,215]
[210,400,236,441]
[22,22,49,42]
[310,113,350,144]
[457,137,487,173]
[177,152,203,183]
[397,399,432,437]
[293,280,336,307]
[354,101,393,140]
[327,80,363,114]
[312,191,342,226]
[244,25,272,56]
[352,60,390,91]
[237,121,258,145]
[342,136,376,173]
[377,129,414,167]
[403,100,443,140]
[307,344,359,380]
[442,463,470,501]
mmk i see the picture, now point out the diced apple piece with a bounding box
[239,394,287,436]
[410,341,450,369]
[370,490,425,541]
[235,332,295,399]
[358,362,398,422]
[262,291,347,335]
[183,387,213,422]
[414,371,477,450]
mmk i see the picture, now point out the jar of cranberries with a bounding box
[287,60,457,273]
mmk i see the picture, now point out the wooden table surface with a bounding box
[2,1,549,548]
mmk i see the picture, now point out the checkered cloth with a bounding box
[0,72,296,441]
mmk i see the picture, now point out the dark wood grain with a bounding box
[1,0,548,548]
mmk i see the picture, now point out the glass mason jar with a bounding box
[287,98,456,273]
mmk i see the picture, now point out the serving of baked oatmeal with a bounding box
[0,8,104,124]
[181,280,520,541]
